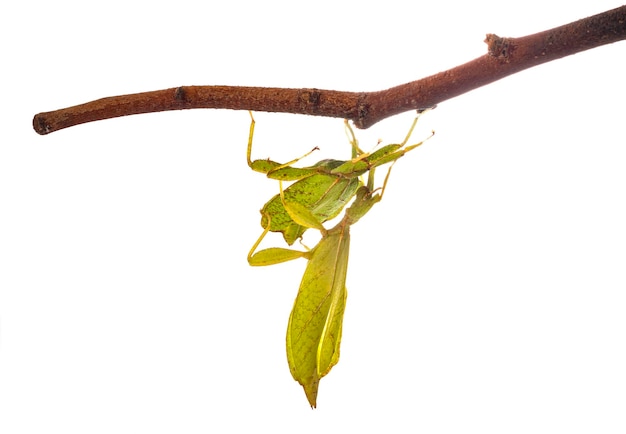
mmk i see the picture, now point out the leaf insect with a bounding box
[247,110,433,407]
[246,111,430,246]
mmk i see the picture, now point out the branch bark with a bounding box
[33,5,626,135]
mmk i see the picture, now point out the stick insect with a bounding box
[247,111,433,407]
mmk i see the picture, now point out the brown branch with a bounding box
[33,5,626,135]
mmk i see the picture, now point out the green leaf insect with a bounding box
[246,111,429,245]
[247,110,433,408]
[284,184,384,408]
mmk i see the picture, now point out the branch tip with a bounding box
[33,114,51,135]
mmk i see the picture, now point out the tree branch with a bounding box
[33,5,626,135]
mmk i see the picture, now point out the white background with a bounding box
[1,1,625,432]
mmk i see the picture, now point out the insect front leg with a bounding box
[344,118,365,159]
[248,213,311,266]
[364,111,435,170]
[247,111,320,179]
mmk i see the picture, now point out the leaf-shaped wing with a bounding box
[286,224,350,407]
[260,175,360,245]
